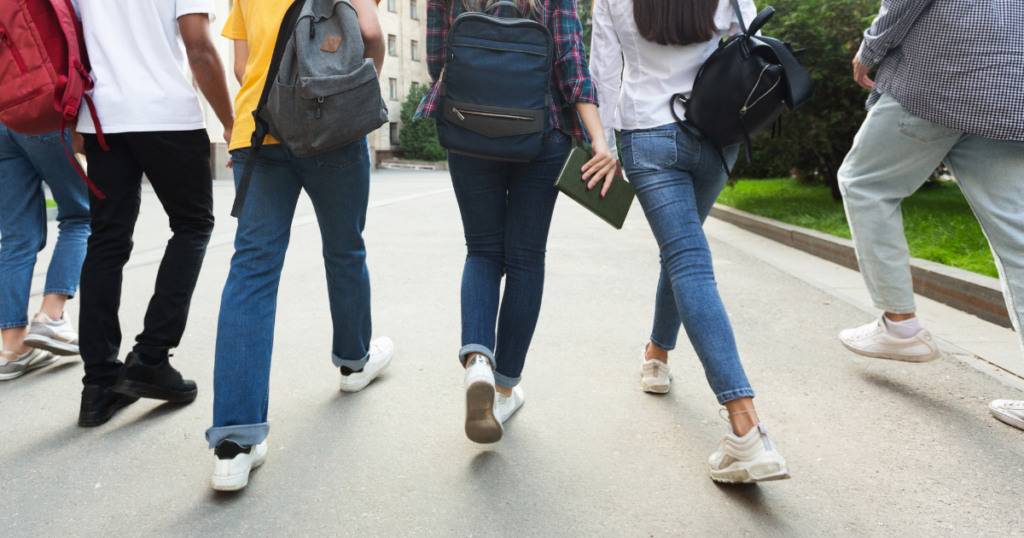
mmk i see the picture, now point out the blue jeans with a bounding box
[621,123,753,404]
[0,125,90,329]
[206,140,372,448]
[449,130,570,388]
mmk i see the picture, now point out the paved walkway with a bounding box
[3,171,1023,537]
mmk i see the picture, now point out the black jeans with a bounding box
[79,130,214,388]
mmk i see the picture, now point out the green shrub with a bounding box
[399,82,447,162]
[732,0,882,200]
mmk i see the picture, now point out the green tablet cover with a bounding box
[554,143,636,230]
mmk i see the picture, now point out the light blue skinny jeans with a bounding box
[839,93,1024,354]
[206,139,373,449]
[622,123,754,404]
[0,125,90,329]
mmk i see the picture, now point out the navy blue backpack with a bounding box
[435,0,554,162]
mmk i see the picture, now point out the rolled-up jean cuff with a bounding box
[205,423,270,449]
[332,350,369,370]
[0,320,29,330]
[716,388,755,405]
[493,371,521,389]
[43,288,76,299]
[458,344,495,369]
[649,336,676,352]
[873,302,916,315]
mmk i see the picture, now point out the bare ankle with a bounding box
[645,342,669,363]
[884,312,916,322]
[496,385,513,397]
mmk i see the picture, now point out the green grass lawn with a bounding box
[715,179,998,278]
[46,199,56,208]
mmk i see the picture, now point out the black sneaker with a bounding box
[113,352,198,403]
[79,385,139,427]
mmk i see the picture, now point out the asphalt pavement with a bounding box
[3,170,1023,537]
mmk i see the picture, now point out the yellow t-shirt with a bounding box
[222,0,381,150]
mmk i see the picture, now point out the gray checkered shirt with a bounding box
[859,0,1024,141]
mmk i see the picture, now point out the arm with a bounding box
[589,0,622,159]
[350,0,385,76]
[858,0,935,66]
[425,0,447,81]
[179,13,235,143]
[233,39,248,85]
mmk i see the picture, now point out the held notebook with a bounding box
[554,142,636,230]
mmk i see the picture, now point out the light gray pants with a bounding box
[838,94,1024,351]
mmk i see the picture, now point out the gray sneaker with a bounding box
[23,312,79,356]
[0,348,59,380]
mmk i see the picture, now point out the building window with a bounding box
[388,0,396,12]
[389,78,398,100]
[388,35,397,56]
[410,0,418,19]
[390,123,399,146]
[411,40,419,61]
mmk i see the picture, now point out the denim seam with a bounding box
[205,422,271,449]
[42,288,77,298]
[493,370,521,389]
[0,321,29,330]
[872,303,916,315]
[649,336,676,352]
[332,350,370,369]
[716,388,755,405]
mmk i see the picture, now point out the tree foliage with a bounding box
[399,82,447,162]
[732,0,881,200]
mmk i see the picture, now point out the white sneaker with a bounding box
[641,345,672,394]
[23,312,79,356]
[496,385,524,424]
[989,400,1024,431]
[464,355,502,444]
[211,441,268,491]
[340,337,394,393]
[839,317,941,362]
[709,423,791,483]
[0,348,59,380]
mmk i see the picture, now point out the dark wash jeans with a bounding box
[449,129,571,388]
[621,123,754,404]
[79,130,214,388]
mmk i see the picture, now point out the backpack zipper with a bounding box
[452,107,534,122]
[0,25,28,74]
[452,43,546,57]
[0,88,45,112]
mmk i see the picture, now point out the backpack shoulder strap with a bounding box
[757,36,816,109]
[231,0,307,218]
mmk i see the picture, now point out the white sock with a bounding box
[884,315,922,339]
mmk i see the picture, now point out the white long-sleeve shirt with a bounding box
[590,0,757,153]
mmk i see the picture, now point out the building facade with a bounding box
[197,0,430,176]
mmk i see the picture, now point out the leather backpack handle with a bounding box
[484,0,524,17]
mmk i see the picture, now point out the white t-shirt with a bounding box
[590,0,757,152]
[76,0,216,134]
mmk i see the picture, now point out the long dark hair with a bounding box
[633,0,718,46]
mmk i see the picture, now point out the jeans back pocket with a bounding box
[899,109,961,143]
[629,131,677,172]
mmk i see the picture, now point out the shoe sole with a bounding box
[211,450,268,491]
[990,408,1024,431]
[23,334,80,356]
[0,354,61,381]
[113,379,198,403]
[710,459,791,484]
[78,395,140,427]
[465,380,502,444]
[840,340,941,363]
[339,352,393,393]
[641,380,670,394]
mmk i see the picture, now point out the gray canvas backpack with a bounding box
[231,0,389,218]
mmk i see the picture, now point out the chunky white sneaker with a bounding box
[989,400,1024,431]
[464,355,502,444]
[0,348,58,380]
[641,345,672,394]
[23,312,80,356]
[709,423,791,484]
[211,441,268,491]
[340,337,394,393]
[496,385,524,424]
[839,317,941,362]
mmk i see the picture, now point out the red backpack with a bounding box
[0,0,106,198]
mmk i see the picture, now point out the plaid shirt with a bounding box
[415,0,598,140]
[859,0,1024,141]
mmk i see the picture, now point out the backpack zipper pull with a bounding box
[316,96,323,119]
[310,23,315,39]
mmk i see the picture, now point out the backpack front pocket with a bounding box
[442,100,544,139]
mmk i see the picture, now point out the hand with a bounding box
[582,140,617,198]
[226,158,233,169]
[852,54,874,90]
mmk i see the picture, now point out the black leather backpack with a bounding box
[672,0,814,168]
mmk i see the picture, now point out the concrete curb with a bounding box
[46,207,57,222]
[709,204,1011,328]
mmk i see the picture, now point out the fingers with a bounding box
[600,170,614,197]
